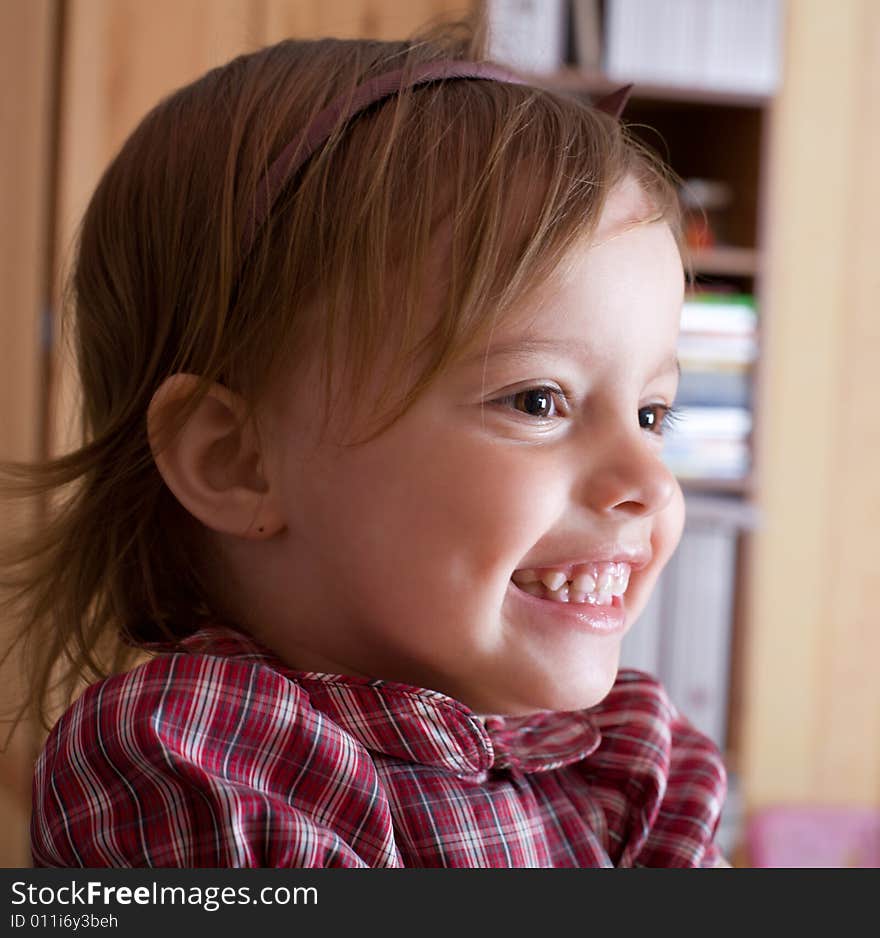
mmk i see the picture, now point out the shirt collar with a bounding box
[139,622,602,780]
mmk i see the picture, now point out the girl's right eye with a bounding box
[495,386,564,419]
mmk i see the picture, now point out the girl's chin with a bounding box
[475,671,620,717]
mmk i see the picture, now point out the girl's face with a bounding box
[254,179,685,715]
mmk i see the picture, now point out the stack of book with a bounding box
[664,292,757,482]
[485,1,783,96]
[602,0,782,94]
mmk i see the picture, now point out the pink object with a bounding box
[748,806,880,867]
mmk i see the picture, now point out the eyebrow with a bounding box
[461,337,681,380]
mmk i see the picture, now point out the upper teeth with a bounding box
[511,561,631,601]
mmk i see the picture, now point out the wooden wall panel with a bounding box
[0,0,51,472]
[263,0,474,41]
[50,0,267,457]
[0,0,56,867]
[742,0,880,808]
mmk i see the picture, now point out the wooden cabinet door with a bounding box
[0,0,57,869]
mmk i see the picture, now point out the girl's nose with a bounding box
[575,430,678,518]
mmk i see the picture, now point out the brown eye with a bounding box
[507,387,558,418]
[639,404,680,435]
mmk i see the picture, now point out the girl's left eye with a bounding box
[496,386,564,419]
[639,403,681,435]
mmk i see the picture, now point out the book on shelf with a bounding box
[676,370,750,408]
[680,292,758,336]
[664,405,752,480]
[618,569,664,675]
[660,517,737,750]
[572,0,602,70]
[664,437,750,481]
[678,334,758,367]
[669,406,752,439]
[602,0,782,95]
[666,291,757,480]
[484,0,568,74]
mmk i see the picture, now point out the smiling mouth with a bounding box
[510,561,630,607]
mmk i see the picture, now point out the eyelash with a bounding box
[495,385,682,436]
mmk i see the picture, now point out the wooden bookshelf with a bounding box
[538,44,771,861]
[499,0,880,859]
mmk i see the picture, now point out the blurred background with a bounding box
[1,0,878,867]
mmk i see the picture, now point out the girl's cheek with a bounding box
[479,451,567,518]
[652,483,686,569]
[444,449,566,564]
[624,490,685,626]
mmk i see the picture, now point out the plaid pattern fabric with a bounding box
[32,623,726,868]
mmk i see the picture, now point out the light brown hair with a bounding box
[0,12,682,733]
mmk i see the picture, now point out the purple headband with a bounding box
[243,59,633,252]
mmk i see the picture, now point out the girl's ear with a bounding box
[146,373,286,539]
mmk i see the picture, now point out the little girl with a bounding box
[2,15,727,867]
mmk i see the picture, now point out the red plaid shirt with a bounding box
[32,623,726,867]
